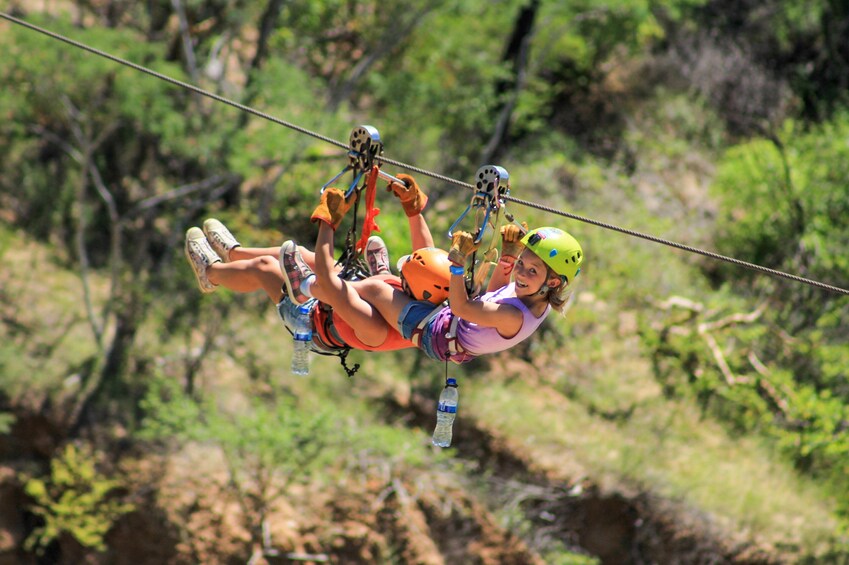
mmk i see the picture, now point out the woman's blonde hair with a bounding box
[544,268,572,313]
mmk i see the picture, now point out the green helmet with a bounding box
[520,227,583,283]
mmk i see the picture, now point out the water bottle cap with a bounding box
[446,378,457,386]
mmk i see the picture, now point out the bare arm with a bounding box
[387,174,432,250]
[488,222,526,292]
[486,258,513,292]
[407,213,434,250]
[448,272,523,337]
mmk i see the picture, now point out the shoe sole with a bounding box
[279,240,309,305]
[185,228,217,294]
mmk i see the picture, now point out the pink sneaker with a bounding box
[366,235,391,276]
[279,240,314,305]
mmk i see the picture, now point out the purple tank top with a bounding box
[428,283,550,361]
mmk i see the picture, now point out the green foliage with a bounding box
[21,444,134,555]
[645,113,849,526]
[140,375,342,506]
[0,412,15,435]
[543,544,601,565]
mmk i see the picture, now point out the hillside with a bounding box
[3,1,849,563]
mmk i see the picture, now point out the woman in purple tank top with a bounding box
[280,174,585,364]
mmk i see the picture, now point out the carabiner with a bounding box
[447,165,510,243]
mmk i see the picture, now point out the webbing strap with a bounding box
[409,305,446,348]
[445,315,466,356]
[355,165,382,254]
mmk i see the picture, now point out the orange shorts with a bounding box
[313,274,414,352]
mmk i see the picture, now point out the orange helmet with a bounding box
[399,247,451,304]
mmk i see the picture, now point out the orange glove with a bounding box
[311,188,358,230]
[448,231,479,266]
[500,221,528,262]
[387,173,428,217]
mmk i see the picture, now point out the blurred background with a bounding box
[1,1,848,563]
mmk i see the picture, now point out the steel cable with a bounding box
[3,11,847,296]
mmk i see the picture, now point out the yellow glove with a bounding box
[500,221,528,262]
[387,174,428,217]
[448,231,479,266]
[311,188,358,230]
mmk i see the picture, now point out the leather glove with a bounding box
[387,174,428,217]
[500,221,528,262]
[448,231,478,266]
[311,188,358,230]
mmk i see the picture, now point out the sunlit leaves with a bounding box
[22,444,134,554]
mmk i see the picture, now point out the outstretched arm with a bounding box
[487,222,527,292]
[407,213,434,250]
[387,174,433,250]
[447,231,523,338]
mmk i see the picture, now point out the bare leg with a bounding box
[207,256,284,303]
[345,277,414,331]
[231,245,318,269]
[309,223,396,347]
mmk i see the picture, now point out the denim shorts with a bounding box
[398,300,442,360]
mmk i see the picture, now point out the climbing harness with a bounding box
[3,11,848,297]
[312,125,410,376]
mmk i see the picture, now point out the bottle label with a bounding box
[294,332,312,341]
[437,402,457,414]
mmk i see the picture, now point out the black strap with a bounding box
[338,348,360,378]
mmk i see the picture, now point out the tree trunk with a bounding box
[480,0,540,165]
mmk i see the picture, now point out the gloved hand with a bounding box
[387,174,428,217]
[448,231,479,266]
[311,188,358,230]
[500,221,528,262]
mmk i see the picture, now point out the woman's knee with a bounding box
[255,255,281,274]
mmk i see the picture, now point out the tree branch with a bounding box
[700,330,736,386]
[172,0,201,84]
[129,173,242,215]
[697,303,765,333]
[481,0,540,164]
[747,351,790,415]
[327,6,433,111]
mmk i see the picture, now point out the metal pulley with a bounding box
[448,165,510,243]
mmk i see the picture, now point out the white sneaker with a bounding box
[366,235,391,276]
[185,227,221,293]
[202,218,241,262]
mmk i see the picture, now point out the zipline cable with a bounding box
[506,195,849,296]
[3,11,848,297]
[0,12,349,152]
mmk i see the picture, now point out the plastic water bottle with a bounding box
[432,378,459,447]
[291,304,312,375]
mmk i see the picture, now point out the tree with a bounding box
[140,378,341,557]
